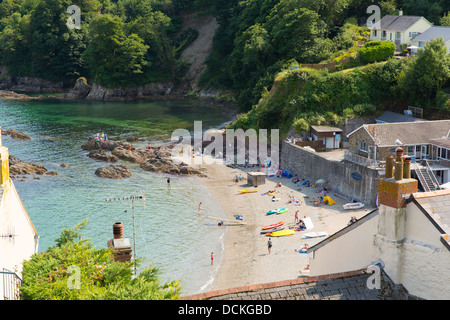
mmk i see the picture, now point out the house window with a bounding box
[359,139,368,152]
[419,41,425,48]
[407,146,415,156]
[373,30,377,37]
[382,31,387,38]
[409,32,419,38]
[395,32,401,40]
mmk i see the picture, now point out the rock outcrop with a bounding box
[1,129,31,140]
[61,77,90,100]
[84,82,175,101]
[87,150,119,162]
[84,137,203,177]
[94,164,132,179]
[9,155,48,175]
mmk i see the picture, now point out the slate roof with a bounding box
[411,26,450,43]
[376,111,424,124]
[349,120,450,147]
[370,15,427,31]
[181,269,417,300]
[412,189,450,238]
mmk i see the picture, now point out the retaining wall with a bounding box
[280,141,380,206]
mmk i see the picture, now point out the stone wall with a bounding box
[280,141,380,206]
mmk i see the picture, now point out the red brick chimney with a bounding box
[378,147,418,208]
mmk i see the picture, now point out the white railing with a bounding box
[344,150,379,168]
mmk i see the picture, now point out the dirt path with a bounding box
[179,12,219,90]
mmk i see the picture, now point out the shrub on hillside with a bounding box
[359,41,396,63]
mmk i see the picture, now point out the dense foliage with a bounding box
[0,0,193,87]
[198,0,450,113]
[233,37,450,136]
[20,220,181,300]
[2,0,450,121]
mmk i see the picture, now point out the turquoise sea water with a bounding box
[0,98,237,296]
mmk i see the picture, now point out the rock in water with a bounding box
[1,129,31,140]
[8,155,47,175]
[88,150,119,162]
[94,164,132,179]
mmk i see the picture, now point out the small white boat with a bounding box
[302,231,328,239]
[343,202,364,210]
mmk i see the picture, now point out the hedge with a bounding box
[359,41,396,63]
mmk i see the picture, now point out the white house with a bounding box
[369,11,433,48]
[410,26,450,52]
[0,129,39,300]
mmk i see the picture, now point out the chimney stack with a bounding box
[107,222,132,262]
[113,222,123,239]
[378,147,418,208]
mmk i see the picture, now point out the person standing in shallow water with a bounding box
[211,252,216,265]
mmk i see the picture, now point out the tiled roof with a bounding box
[430,138,450,149]
[363,120,450,147]
[181,269,418,300]
[371,15,426,31]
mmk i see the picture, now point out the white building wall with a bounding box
[400,204,450,300]
[309,215,379,276]
[0,180,38,275]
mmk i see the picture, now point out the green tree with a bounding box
[82,14,149,87]
[20,220,180,300]
[264,0,323,61]
[397,37,450,105]
[26,0,87,81]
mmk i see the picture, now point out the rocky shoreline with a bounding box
[0,76,236,104]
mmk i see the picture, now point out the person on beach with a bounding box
[198,202,203,212]
[295,210,299,223]
[268,238,272,254]
[211,252,216,265]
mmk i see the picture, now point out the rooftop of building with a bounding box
[411,189,450,244]
[370,15,428,31]
[411,26,450,43]
[348,119,450,147]
[181,269,418,300]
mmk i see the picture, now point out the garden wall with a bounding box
[280,140,380,206]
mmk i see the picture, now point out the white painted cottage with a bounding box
[369,12,433,49]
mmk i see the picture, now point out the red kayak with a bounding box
[262,220,285,230]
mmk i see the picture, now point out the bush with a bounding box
[359,41,396,63]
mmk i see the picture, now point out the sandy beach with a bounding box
[194,160,372,292]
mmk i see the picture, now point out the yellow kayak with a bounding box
[267,229,295,237]
[238,190,258,193]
